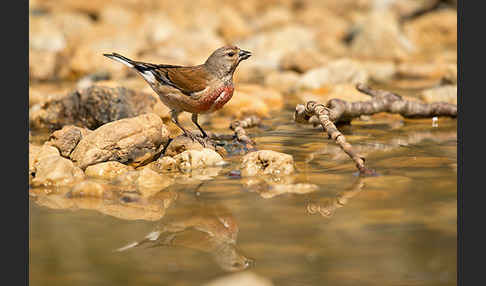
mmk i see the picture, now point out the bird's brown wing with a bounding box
[152,65,212,96]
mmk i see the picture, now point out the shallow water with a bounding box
[29,90,457,286]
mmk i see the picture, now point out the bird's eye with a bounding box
[227,52,235,57]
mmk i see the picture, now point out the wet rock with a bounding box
[263,71,301,94]
[173,149,224,172]
[203,271,273,286]
[29,86,162,130]
[29,144,42,184]
[84,161,134,180]
[403,9,457,53]
[297,59,369,90]
[279,49,329,73]
[144,156,179,173]
[164,135,205,157]
[30,144,85,187]
[217,84,284,118]
[69,180,112,198]
[420,85,457,105]
[240,150,295,177]
[70,113,169,169]
[47,125,92,157]
[349,11,415,60]
[113,168,175,198]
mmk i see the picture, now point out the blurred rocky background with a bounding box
[29,0,457,130]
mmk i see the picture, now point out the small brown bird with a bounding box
[103,45,251,142]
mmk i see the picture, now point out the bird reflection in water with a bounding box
[116,193,253,272]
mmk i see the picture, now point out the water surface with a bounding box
[30,90,457,286]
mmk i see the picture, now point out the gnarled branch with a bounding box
[294,84,457,175]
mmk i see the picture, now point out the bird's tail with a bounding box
[115,230,162,252]
[103,52,136,68]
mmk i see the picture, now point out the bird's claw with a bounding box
[184,132,215,148]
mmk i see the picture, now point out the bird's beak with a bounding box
[238,49,252,61]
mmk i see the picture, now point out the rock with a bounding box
[140,12,177,44]
[216,84,284,118]
[29,16,66,53]
[29,86,163,130]
[69,180,111,198]
[144,156,179,173]
[349,11,415,60]
[65,24,146,79]
[29,50,58,81]
[217,7,252,42]
[442,63,457,84]
[297,59,369,90]
[297,84,371,104]
[113,168,175,198]
[30,144,85,187]
[240,150,295,177]
[84,161,134,180]
[29,144,42,184]
[253,7,293,31]
[136,168,175,198]
[47,125,92,157]
[403,9,457,53]
[236,25,317,70]
[29,84,72,107]
[297,8,351,57]
[420,85,457,105]
[203,271,273,286]
[396,61,450,80]
[384,0,443,18]
[173,149,224,172]
[360,61,397,83]
[153,29,225,66]
[263,71,301,94]
[70,113,170,169]
[164,135,205,157]
[279,49,329,73]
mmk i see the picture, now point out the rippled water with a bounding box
[29,89,457,286]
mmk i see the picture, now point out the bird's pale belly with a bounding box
[155,84,234,114]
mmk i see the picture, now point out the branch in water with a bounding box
[229,115,261,146]
[294,84,457,175]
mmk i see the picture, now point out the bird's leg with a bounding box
[191,113,209,138]
[171,110,205,145]
[171,110,191,135]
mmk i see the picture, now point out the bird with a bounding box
[103,45,252,144]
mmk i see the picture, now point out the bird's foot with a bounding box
[184,132,213,148]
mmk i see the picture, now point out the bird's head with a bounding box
[204,45,251,81]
